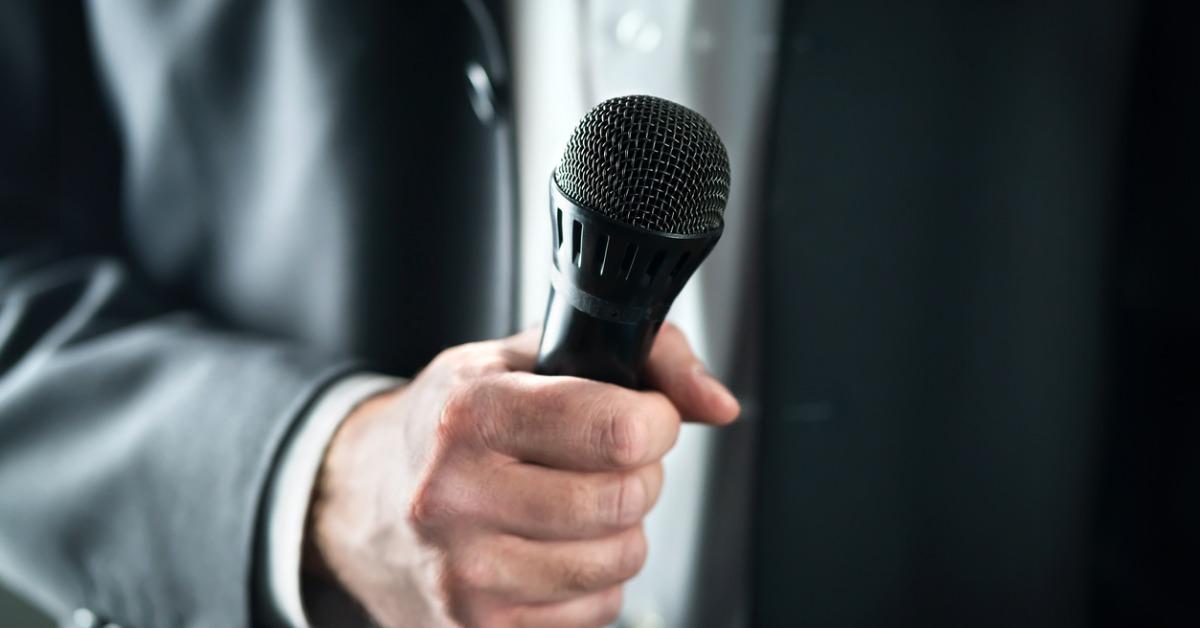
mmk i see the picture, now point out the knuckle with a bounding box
[440,380,479,429]
[432,410,463,455]
[601,411,648,468]
[590,480,622,529]
[442,376,502,442]
[409,488,441,530]
[456,340,510,373]
[465,347,510,377]
[468,374,516,450]
[448,551,496,592]
[618,530,649,579]
[432,342,509,385]
[618,471,648,525]
[563,533,647,593]
[605,473,645,528]
[430,343,476,372]
[409,478,456,530]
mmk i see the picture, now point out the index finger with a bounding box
[473,372,682,472]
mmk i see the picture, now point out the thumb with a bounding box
[643,322,740,425]
[498,325,543,371]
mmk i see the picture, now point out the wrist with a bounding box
[260,373,405,627]
[301,379,453,626]
[303,386,397,581]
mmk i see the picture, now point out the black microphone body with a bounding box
[536,180,721,388]
[533,95,731,388]
[537,94,729,389]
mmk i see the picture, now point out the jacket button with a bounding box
[72,608,99,628]
[464,61,497,124]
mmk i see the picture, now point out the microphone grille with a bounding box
[554,95,730,235]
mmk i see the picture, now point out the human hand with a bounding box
[306,323,739,627]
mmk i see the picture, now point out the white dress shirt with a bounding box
[263,1,778,626]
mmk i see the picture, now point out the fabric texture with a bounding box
[0,255,355,626]
[0,0,513,626]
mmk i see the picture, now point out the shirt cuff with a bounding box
[261,373,406,627]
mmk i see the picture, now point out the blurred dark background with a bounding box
[756,1,1196,626]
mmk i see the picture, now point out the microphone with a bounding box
[535,95,731,388]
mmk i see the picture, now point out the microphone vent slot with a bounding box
[594,234,610,275]
[641,250,667,287]
[571,220,583,267]
[549,179,722,317]
[619,244,639,280]
[670,251,692,280]
[556,208,564,250]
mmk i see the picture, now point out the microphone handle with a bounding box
[534,286,662,389]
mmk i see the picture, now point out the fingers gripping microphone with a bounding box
[535,95,731,388]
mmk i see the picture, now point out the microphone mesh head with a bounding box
[554,95,730,235]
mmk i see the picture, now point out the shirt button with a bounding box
[72,608,99,628]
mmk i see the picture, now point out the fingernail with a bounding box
[693,364,741,418]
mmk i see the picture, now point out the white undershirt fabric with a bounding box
[262,373,404,627]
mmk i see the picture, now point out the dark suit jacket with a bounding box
[1,1,513,625]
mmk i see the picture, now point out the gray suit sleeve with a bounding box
[0,251,354,627]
